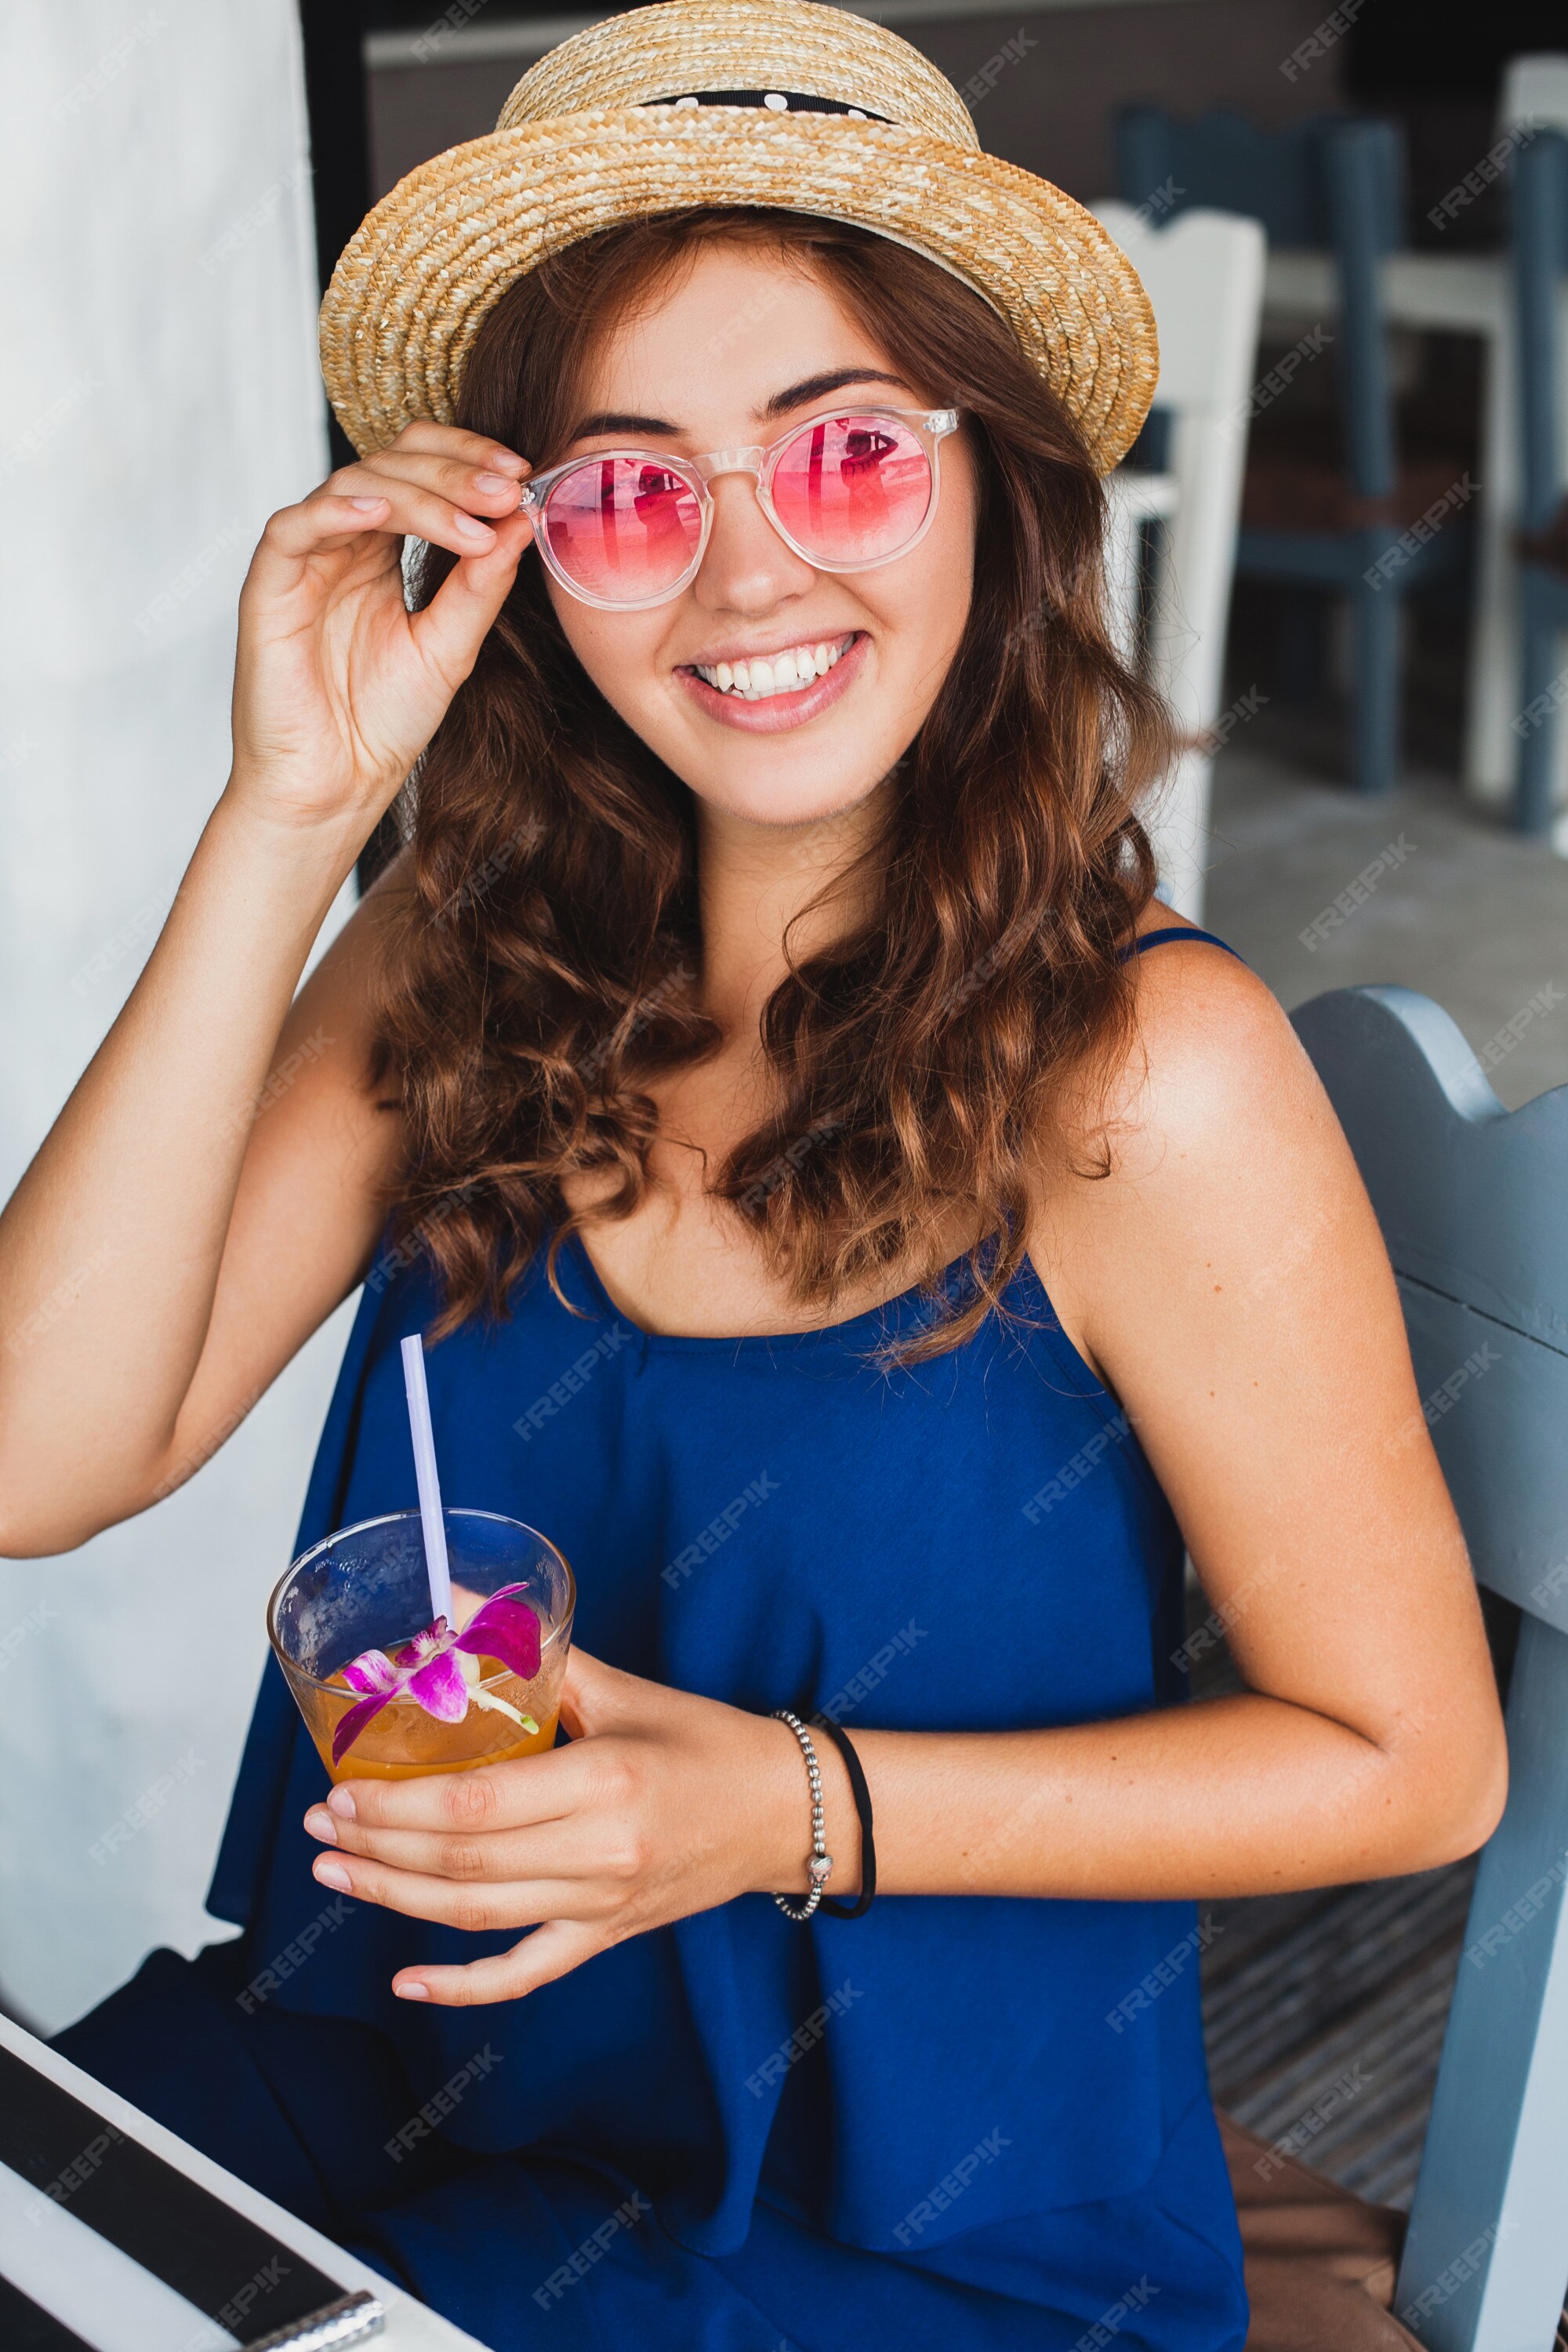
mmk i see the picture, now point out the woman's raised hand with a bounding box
[229,421,535,842]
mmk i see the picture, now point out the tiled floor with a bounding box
[1202,735,1568,1114]
[1203,1860,1475,2212]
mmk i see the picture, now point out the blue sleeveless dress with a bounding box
[57,928,1250,2351]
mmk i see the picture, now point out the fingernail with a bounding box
[488,451,526,474]
[348,495,386,511]
[327,1788,357,1820]
[473,472,513,494]
[314,1858,350,1893]
[454,514,495,542]
[394,1980,430,2001]
[303,1807,337,1845]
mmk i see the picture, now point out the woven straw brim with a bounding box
[320,108,1159,476]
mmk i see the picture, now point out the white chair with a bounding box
[1500,58,1568,844]
[1501,53,1568,142]
[1092,203,1267,920]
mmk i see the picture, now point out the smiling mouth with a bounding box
[684,633,858,702]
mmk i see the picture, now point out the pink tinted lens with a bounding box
[543,456,704,602]
[768,415,934,568]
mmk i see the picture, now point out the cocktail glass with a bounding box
[268,1508,575,1782]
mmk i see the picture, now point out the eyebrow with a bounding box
[567,367,912,442]
[758,366,910,422]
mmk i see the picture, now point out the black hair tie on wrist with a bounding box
[811,1716,877,1917]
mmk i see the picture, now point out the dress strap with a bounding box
[1124,925,1246,963]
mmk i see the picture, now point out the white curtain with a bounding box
[0,0,357,2033]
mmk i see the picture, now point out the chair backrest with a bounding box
[1115,103,1406,254]
[1511,127,1568,531]
[1293,983,1568,2352]
[1116,106,1406,499]
[1092,201,1265,916]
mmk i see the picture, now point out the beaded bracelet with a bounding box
[771,1709,835,1921]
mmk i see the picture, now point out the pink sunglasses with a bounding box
[519,405,960,610]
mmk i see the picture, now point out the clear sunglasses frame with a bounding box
[518,405,961,611]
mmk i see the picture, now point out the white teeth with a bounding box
[692,635,852,699]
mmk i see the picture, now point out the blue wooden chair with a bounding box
[1116,108,1473,797]
[1512,126,1568,838]
[1290,983,1568,2350]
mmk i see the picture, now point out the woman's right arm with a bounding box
[0,423,535,1555]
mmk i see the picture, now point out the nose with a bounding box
[692,470,815,619]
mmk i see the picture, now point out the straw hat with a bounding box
[319,0,1158,475]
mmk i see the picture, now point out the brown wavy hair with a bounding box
[369,206,1174,1360]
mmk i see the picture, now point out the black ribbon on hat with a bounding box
[660,89,890,120]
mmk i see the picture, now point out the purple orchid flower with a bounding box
[332,1583,543,1767]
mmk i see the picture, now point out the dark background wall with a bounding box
[299,0,1568,299]
[364,1,1350,205]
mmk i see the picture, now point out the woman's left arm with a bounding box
[303,946,1508,2002]
[857,935,1508,1907]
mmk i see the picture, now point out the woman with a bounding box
[0,5,1504,2347]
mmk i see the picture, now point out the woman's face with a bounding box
[541,241,978,830]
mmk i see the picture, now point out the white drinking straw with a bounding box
[400,1333,454,1627]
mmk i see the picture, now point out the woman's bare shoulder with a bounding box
[1046,906,1313,1177]
[1115,909,1313,1162]
[1035,905,1373,1356]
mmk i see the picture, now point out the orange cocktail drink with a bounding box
[268,1508,575,1784]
